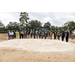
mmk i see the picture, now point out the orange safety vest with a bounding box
[21,31,24,34]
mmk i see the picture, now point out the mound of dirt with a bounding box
[0,39,75,52]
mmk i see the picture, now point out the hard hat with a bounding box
[58,29,60,31]
[62,29,64,31]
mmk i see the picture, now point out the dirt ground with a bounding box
[0,33,75,62]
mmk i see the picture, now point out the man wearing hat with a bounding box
[65,30,69,42]
[36,29,39,39]
[16,30,19,39]
[44,29,47,39]
[39,29,41,39]
[8,30,10,40]
[54,29,57,39]
[33,29,36,39]
[19,28,22,39]
[41,29,44,39]
[57,29,61,40]
[50,30,53,39]
[27,29,30,39]
[11,30,14,39]
[61,29,65,41]
[21,29,24,39]
[47,30,50,39]
[30,29,33,38]
[14,30,16,39]
[24,28,27,38]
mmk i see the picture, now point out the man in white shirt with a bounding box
[11,30,14,39]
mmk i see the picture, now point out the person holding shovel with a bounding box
[30,29,33,38]
[39,29,41,39]
[24,28,27,38]
[36,29,39,39]
[61,29,65,41]
[33,29,35,39]
[14,30,16,39]
[50,30,53,39]
[11,30,14,39]
[27,29,30,39]
[19,28,21,39]
[41,29,45,39]
[44,29,47,39]
[21,29,24,39]
[47,30,50,39]
[8,30,10,40]
[16,30,19,39]
[54,29,57,39]
[57,29,61,40]
[65,30,69,42]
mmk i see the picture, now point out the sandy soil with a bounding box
[0,33,75,62]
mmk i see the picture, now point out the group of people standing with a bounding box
[8,28,69,42]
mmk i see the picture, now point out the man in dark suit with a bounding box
[66,30,69,42]
[62,29,65,41]
[19,28,21,39]
[54,29,57,39]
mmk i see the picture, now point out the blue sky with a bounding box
[0,12,75,27]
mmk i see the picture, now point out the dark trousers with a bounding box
[27,34,30,38]
[34,35,35,39]
[39,35,41,38]
[33,35,35,39]
[21,34,23,38]
[24,34,27,38]
[12,35,14,39]
[54,35,56,39]
[31,34,32,38]
[66,36,69,42]
[62,36,64,41]
[8,36,10,40]
[19,34,21,39]
[45,35,47,39]
[58,36,60,40]
[14,35,16,38]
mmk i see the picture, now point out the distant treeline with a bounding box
[0,12,75,33]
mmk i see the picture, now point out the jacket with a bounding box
[19,30,21,35]
[8,32,10,36]
[24,30,27,34]
[27,30,30,35]
[36,31,39,35]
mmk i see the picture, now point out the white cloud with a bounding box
[0,12,75,27]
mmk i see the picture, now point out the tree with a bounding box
[43,22,51,30]
[28,20,42,29]
[0,21,5,33]
[0,21,5,28]
[19,12,29,28]
[64,21,75,30]
[6,22,20,30]
[50,26,56,31]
